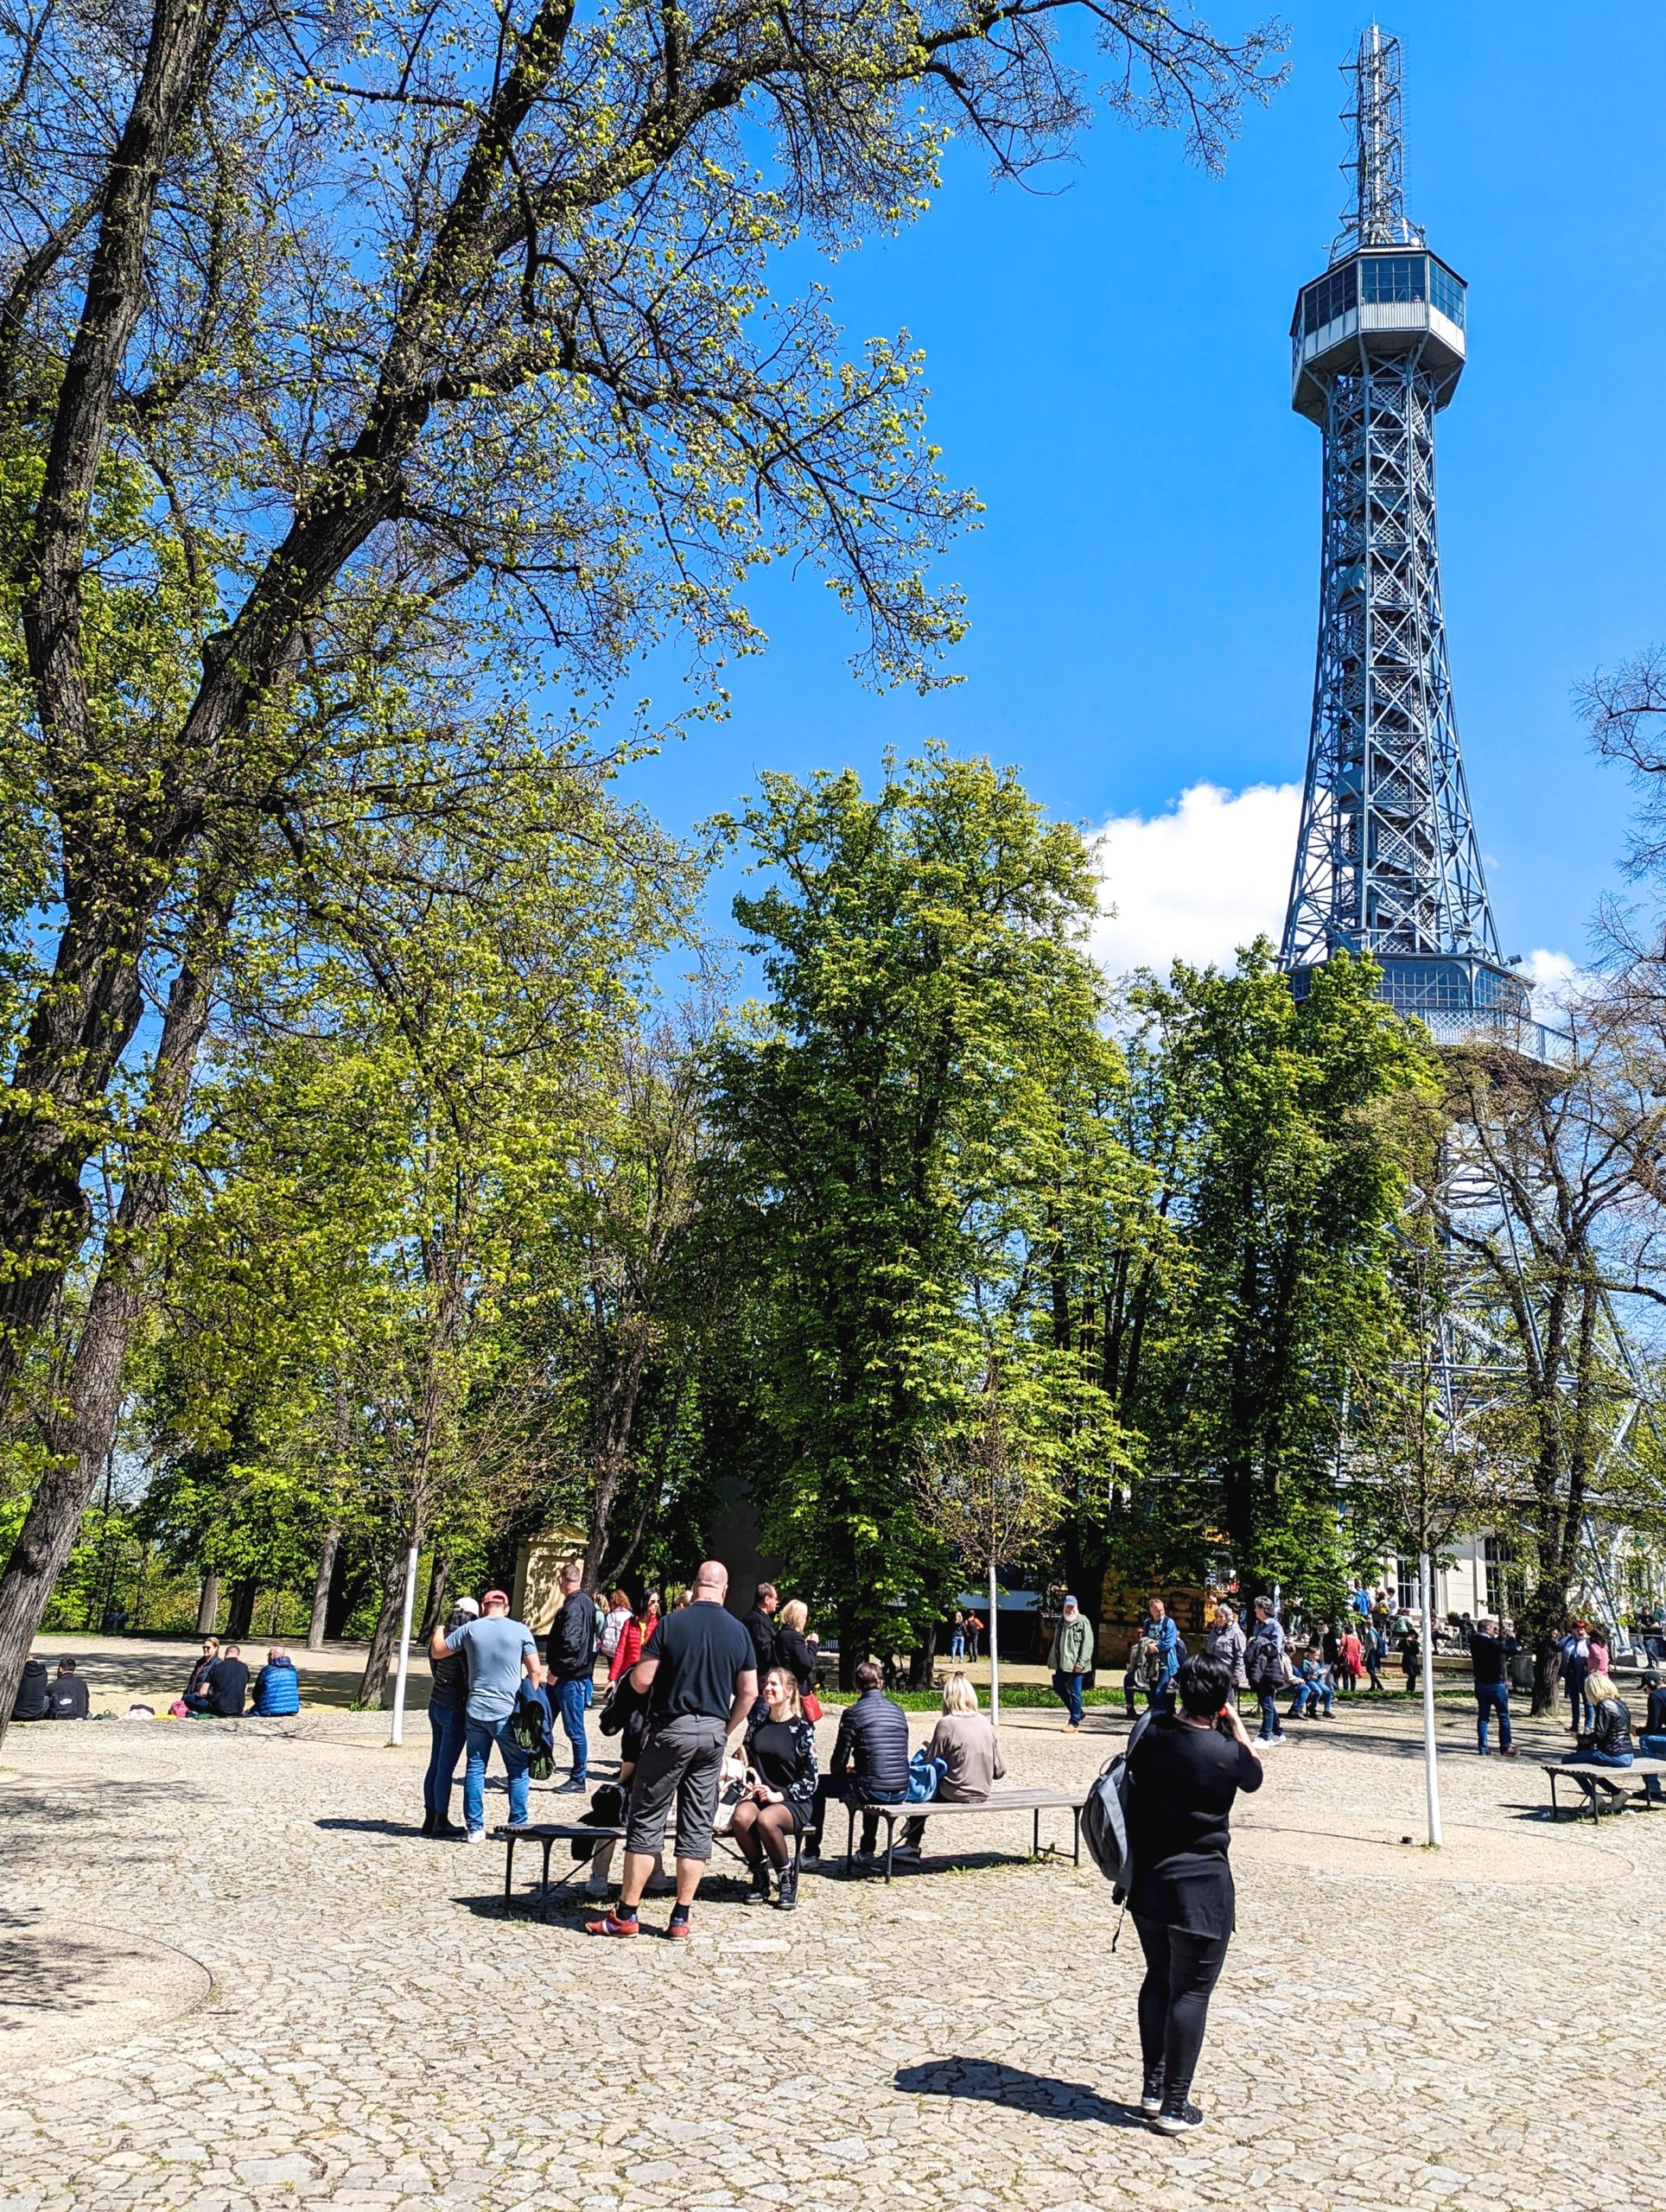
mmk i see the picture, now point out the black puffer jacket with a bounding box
[1585,1695,1635,1759]
[830,1688,909,1796]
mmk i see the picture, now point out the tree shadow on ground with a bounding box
[893,2057,1142,2127]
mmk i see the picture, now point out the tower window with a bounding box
[1360,254,1427,305]
[1428,260,1466,328]
[1302,261,1358,336]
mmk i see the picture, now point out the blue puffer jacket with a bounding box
[251,1657,301,1715]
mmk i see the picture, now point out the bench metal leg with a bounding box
[882,1813,896,1884]
[1072,1807,1082,1867]
[540,1837,556,1908]
[845,1798,856,1874]
[1033,1807,1040,1860]
[503,1835,516,1900]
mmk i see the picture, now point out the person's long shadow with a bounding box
[315,1816,421,1838]
[893,2058,1143,2127]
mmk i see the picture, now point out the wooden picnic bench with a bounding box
[1541,1758,1666,1825]
[839,1788,1087,1882]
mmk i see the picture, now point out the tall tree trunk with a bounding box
[358,1546,416,1708]
[226,1576,258,1639]
[418,1552,451,1641]
[325,1549,372,1639]
[307,1522,341,1650]
[0,888,226,1744]
[195,1571,220,1635]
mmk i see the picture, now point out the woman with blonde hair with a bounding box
[1563,1669,1636,1811]
[773,1599,821,1713]
[731,1664,817,1910]
[894,1671,1005,1862]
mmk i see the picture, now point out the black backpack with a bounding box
[1081,1708,1152,1901]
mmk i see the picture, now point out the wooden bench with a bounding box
[494,1817,805,1912]
[1542,1758,1666,1824]
[838,1789,1086,1882]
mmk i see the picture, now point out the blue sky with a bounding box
[618,3,1664,983]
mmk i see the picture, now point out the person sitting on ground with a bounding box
[811,1659,909,1862]
[47,1657,90,1719]
[250,1645,301,1716]
[10,1656,50,1722]
[183,1637,219,1700]
[608,1591,660,1684]
[1564,1669,1636,1808]
[1288,1647,1334,1719]
[731,1663,818,1911]
[1125,1651,1263,2136]
[894,1672,1005,1862]
[185,1643,250,1717]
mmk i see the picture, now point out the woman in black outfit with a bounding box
[730,1664,818,1911]
[1125,1650,1262,2135]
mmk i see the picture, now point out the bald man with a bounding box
[586,1560,756,1940]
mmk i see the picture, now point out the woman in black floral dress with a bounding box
[730,1664,818,1913]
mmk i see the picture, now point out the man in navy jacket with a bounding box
[811,1661,909,1861]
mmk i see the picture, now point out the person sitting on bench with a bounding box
[731,1664,817,1910]
[1639,1672,1666,1805]
[894,1672,1004,1862]
[809,1660,907,1860]
[1563,1670,1635,1807]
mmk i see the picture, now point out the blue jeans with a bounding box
[1565,1663,1591,1731]
[1256,1691,1282,1740]
[1290,1684,1332,1717]
[949,1632,965,1659]
[424,1702,467,1819]
[1053,1670,1084,1726]
[1475,1680,1511,1751]
[463,1713,531,1833]
[1640,1732,1666,1802]
[557,1675,592,1781]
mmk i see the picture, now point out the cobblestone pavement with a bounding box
[2,1688,1658,2212]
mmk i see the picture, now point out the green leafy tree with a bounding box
[713,747,1122,1669]
[1122,945,1442,1598]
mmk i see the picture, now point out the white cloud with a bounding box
[1089,781,1301,979]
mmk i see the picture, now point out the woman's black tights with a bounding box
[730,1800,797,1868]
[1132,1916,1229,2103]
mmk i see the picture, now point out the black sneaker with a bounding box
[774,1864,798,1912]
[744,1868,772,1905]
[1150,2101,1204,2134]
[1139,2073,1165,2118]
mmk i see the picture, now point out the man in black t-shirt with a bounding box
[1468,1616,1519,1758]
[547,1564,600,1793]
[585,1560,755,1941]
[185,1644,251,1717]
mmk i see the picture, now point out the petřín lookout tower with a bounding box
[1279,26,1534,1051]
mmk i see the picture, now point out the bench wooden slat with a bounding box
[1542,1758,1665,1827]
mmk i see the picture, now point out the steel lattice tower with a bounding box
[1280,25,1534,1049]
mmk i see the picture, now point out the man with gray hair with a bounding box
[1467,1615,1519,1758]
[586,1560,755,1941]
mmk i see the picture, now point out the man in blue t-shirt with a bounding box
[432,1589,541,1841]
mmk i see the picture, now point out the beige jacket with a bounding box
[924,1712,1007,1802]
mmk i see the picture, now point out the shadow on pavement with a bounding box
[315,1816,424,1838]
[893,2057,1142,2128]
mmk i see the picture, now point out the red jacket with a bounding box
[609,1616,653,1681]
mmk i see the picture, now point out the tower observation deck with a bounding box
[1279,27,1549,1058]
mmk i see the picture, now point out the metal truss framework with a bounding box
[1281,350,1501,976]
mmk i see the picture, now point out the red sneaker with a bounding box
[665,1916,692,1940]
[583,1912,640,1938]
